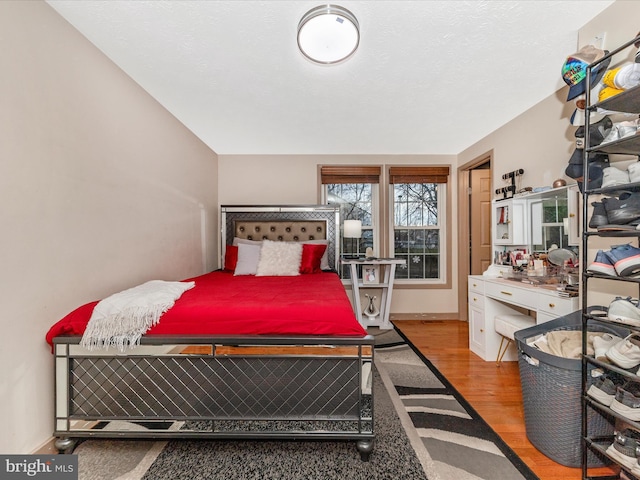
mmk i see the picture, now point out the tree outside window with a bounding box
[394,183,442,280]
[327,183,374,278]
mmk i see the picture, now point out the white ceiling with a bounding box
[46,0,614,156]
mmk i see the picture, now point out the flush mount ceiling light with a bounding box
[297,4,359,64]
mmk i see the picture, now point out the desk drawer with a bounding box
[468,278,484,294]
[538,292,579,317]
[468,291,484,310]
[484,281,536,310]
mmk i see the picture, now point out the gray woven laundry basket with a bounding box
[514,311,627,468]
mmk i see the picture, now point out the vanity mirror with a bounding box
[491,184,580,266]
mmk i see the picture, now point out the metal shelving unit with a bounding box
[581,35,640,480]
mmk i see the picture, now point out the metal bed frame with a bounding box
[53,205,375,460]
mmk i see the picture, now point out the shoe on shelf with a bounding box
[587,371,626,406]
[589,202,609,229]
[603,194,640,225]
[602,119,640,144]
[628,161,640,183]
[604,244,640,277]
[606,333,640,368]
[606,428,640,470]
[593,333,625,360]
[611,382,640,421]
[607,297,640,327]
[601,165,631,188]
[587,250,617,276]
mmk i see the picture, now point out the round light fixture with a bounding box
[297,4,359,64]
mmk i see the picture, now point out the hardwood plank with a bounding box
[395,319,618,480]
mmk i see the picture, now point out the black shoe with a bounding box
[603,193,640,225]
[589,201,609,228]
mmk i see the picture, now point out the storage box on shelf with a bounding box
[581,34,640,480]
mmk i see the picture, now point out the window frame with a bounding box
[319,164,452,288]
[320,165,381,281]
[389,182,447,284]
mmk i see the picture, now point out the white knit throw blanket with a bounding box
[80,280,195,351]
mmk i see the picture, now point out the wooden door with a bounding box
[470,169,492,274]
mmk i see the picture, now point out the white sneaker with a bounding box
[608,297,640,326]
[602,120,640,144]
[628,161,640,183]
[601,166,630,188]
[592,333,623,360]
[606,333,640,369]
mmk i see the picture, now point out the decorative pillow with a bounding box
[300,243,328,274]
[233,237,263,246]
[256,240,303,276]
[224,245,238,272]
[234,243,262,276]
[303,240,330,270]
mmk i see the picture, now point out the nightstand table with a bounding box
[340,258,406,330]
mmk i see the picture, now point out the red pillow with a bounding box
[224,245,238,272]
[300,243,327,274]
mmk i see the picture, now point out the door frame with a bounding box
[457,151,492,321]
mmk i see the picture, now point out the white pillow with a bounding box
[234,243,262,276]
[233,237,263,246]
[303,240,330,270]
[256,240,303,276]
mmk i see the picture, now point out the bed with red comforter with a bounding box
[47,270,366,343]
[49,205,375,460]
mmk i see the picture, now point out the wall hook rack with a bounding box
[495,169,524,199]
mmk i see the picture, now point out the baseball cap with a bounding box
[570,94,607,126]
[562,45,611,101]
[565,148,609,191]
[574,115,613,147]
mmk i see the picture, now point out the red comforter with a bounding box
[46,271,366,346]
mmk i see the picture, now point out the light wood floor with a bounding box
[395,319,617,480]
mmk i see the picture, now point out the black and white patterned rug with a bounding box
[374,330,539,480]
[72,329,538,480]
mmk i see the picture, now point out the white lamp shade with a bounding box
[343,219,362,238]
[297,5,359,64]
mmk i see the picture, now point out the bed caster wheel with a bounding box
[357,439,373,461]
[55,437,76,454]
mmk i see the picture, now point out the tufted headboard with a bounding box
[220,205,341,271]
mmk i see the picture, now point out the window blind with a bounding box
[320,166,381,184]
[388,166,450,184]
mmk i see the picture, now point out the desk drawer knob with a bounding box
[500,291,513,296]
[480,328,484,333]
[548,303,555,308]
[473,297,477,302]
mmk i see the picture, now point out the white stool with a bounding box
[494,314,535,363]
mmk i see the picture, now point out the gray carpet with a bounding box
[72,327,537,480]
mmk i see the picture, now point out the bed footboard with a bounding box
[53,335,374,460]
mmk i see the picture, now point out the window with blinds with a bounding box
[389,166,449,281]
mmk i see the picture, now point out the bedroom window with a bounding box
[389,166,449,282]
[321,166,380,278]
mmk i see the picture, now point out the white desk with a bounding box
[468,275,580,361]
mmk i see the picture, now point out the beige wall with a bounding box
[458,86,577,193]
[0,1,218,454]
[3,0,637,455]
[457,0,640,313]
[459,0,640,196]
[218,154,459,314]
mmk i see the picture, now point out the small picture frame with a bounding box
[363,265,380,284]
